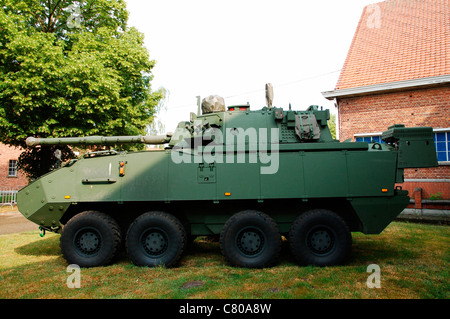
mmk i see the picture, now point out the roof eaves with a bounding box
[322,74,450,100]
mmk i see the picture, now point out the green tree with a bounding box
[328,113,336,140]
[0,0,164,179]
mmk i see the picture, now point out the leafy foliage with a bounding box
[328,114,336,140]
[0,0,164,179]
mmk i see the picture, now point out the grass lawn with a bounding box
[0,221,448,299]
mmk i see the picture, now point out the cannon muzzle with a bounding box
[26,133,172,147]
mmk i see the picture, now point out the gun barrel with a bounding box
[26,134,172,147]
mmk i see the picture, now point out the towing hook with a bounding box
[39,226,46,237]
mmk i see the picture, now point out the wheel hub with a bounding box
[141,228,168,257]
[74,228,102,256]
[236,227,265,256]
[307,226,335,256]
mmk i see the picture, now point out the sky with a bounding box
[125,0,378,133]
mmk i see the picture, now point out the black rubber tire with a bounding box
[220,210,281,268]
[288,209,352,267]
[60,211,122,268]
[126,211,186,267]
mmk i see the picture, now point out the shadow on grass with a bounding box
[15,234,61,257]
[184,234,414,267]
[12,232,415,269]
[349,236,414,265]
[185,236,299,266]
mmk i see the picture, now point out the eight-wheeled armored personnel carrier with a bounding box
[17,91,438,268]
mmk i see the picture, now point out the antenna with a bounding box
[196,96,201,115]
[265,83,273,109]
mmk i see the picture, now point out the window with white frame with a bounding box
[434,130,449,162]
[8,159,17,177]
[354,129,450,164]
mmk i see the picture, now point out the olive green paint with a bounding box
[17,105,438,236]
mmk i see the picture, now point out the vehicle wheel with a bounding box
[220,210,281,268]
[60,211,122,268]
[126,211,186,267]
[288,209,352,267]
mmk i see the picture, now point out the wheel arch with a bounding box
[300,198,363,233]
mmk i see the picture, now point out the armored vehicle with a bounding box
[17,89,438,268]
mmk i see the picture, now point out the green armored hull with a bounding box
[17,98,438,268]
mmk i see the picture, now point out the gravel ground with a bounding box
[0,207,37,235]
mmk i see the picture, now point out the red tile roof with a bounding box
[336,0,450,90]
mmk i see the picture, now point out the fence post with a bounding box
[0,186,23,209]
[414,188,423,210]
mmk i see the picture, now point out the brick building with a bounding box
[322,0,450,202]
[0,143,28,189]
